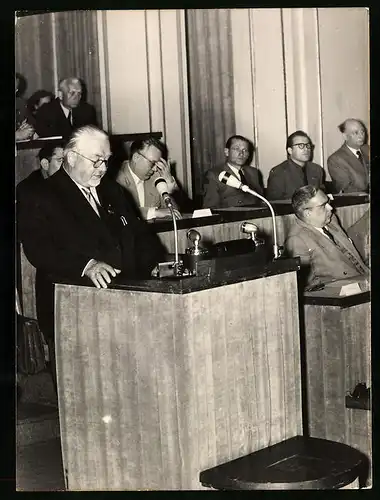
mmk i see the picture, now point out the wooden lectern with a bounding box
[54,257,303,490]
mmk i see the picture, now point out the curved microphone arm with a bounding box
[218,171,280,259]
[240,185,280,259]
[169,205,180,266]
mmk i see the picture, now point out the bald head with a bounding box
[58,77,82,109]
[338,118,366,149]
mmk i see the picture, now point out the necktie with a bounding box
[356,150,363,163]
[82,188,100,217]
[67,110,73,126]
[322,226,336,245]
[239,169,248,186]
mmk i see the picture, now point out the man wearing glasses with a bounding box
[202,135,264,208]
[266,131,325,200]
[285,185,369,290]
[18,125,166,390]
[35,77,97,139]
[116,138,184,220]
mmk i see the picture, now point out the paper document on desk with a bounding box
[339,282,362,296]
[192,209,213,218]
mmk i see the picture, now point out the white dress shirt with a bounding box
[227,163,242,180]
[128,164,157,220]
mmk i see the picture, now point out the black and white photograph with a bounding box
[15,7,371,491]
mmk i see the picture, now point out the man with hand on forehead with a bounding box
[285,185,369,290]
[116,137,182,220]
[266,130,325,200]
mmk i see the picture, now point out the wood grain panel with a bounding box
[304,301,371,485]
[55,270,301,490]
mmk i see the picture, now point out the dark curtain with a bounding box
[186,9,236,206]
[15,14,55,98]
[54,10,102,127]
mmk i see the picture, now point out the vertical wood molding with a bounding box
[145,10,163,135]
[249,9,287,185]
[96,10,110,132]
[51,13,58,94]
[230,9,255,149]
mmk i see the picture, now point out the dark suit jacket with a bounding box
[327,143,369,193]
[16,169,45,202]
[34,98,97,138]
[17,168,166,337]
[202,163,264,208]
[266,159,325,200]
[285,214,369,288]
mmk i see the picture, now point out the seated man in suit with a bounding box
[115,137,184,220]
[17,125,165,389]
[16,144,64,201]
[285,185,369,290]
[202,135,264,208]
[34,77,97,139]
[327,118,369,193]
[266,131,325,200]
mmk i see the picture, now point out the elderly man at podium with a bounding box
[18,125,165,389]
[285,185,369,290]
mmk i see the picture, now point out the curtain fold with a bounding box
[186,9,236,205]
[15,14,55,98]
[54,10,102,126]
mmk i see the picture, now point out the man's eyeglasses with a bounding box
[73,151,109,169]
[304,200,331,210]
[292,143,313,150]
[138,152,157,167]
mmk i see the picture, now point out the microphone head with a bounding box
[187,229,201,243]
[154,177,169,196]
[241,222,258,234]
[218,171,242,189]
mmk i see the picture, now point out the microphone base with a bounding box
[152,260,194,279]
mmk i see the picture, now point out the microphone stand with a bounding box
[240,186,280,259]
[168,203,182,275]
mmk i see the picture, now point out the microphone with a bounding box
[154,177,173,208]
[218,171,280,259]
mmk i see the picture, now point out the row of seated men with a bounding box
[16,73,369,201]
[16,125,369,393]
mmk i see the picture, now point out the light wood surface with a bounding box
[304,298,371,485]
[55,270,302,490]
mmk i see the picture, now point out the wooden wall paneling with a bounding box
[249,9,288,186]
[104,10,150,134]
[55,270,301,489]
[304,301,372,485]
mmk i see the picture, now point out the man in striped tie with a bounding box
[327,118,369,193]
[285,185,369,290]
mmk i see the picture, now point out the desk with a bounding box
[54,259,302,490]
[302,277,371,485]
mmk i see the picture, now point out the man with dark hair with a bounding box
[327,118,369,193]
[35,77,97,138]
[16,144,64,203]
[202,134,264,208]
[116,137,183,219]
[17,126,166,389]
[285,185,369,289]
[266,130,325,200]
